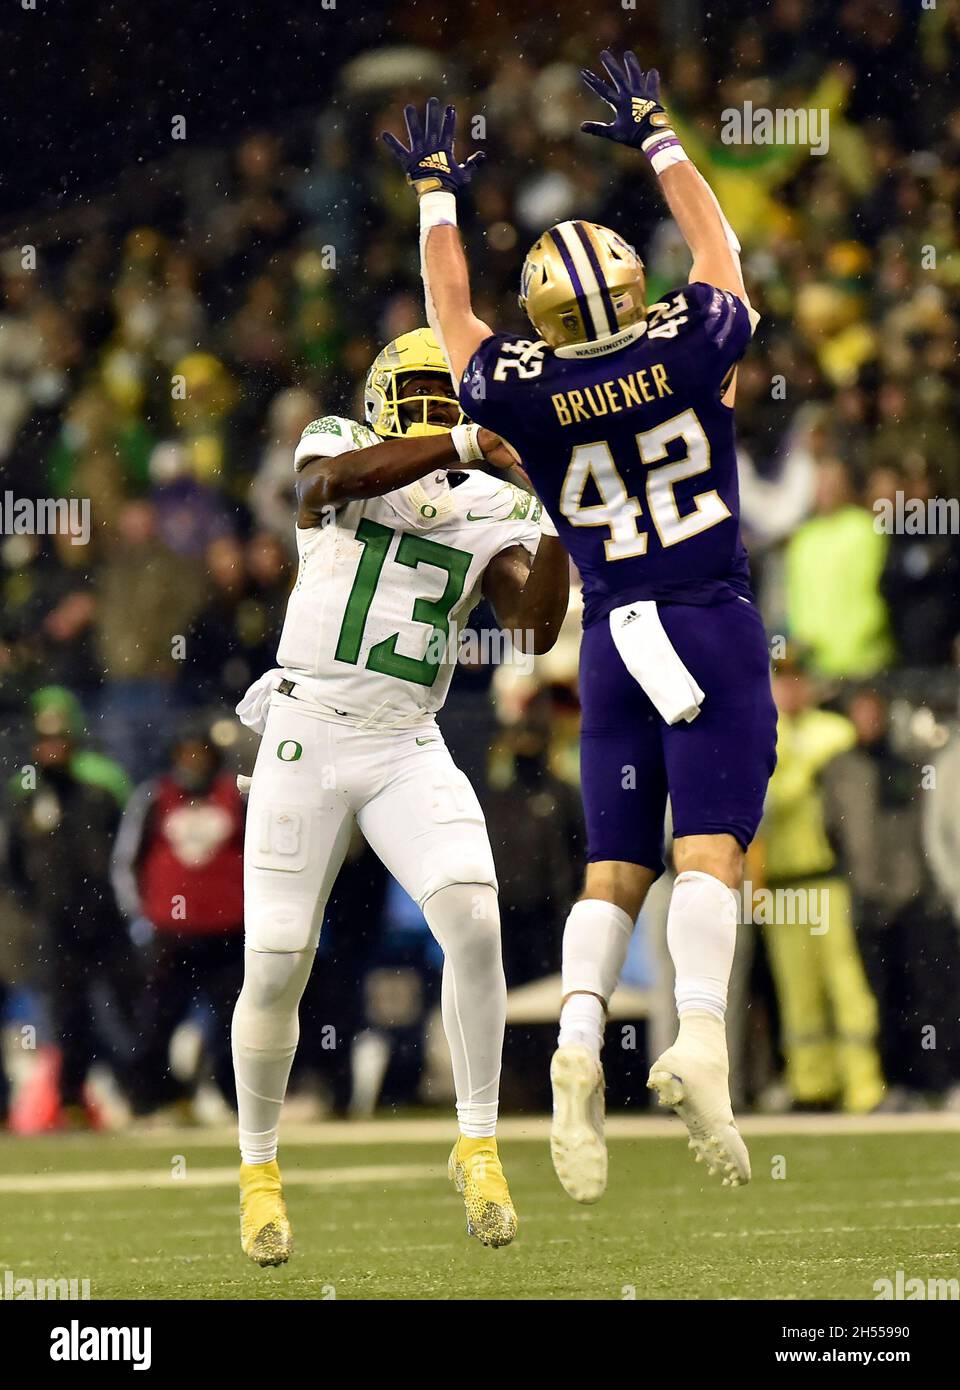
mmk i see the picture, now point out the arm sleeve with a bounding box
[419,220,453,373]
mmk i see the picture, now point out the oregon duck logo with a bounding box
[277,740,303,762]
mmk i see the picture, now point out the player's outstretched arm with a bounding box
[382,98,493,381]
[296,427,508,524]
[420,223,491,382]
[482,535,570,656]
[656,162,745,304]
[580,51,748,304]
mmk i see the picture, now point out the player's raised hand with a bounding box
[382,97,486,197]
[580,50,672,150]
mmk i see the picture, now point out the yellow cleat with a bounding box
[448,1136,518,1248]
[239,1160,293,1267]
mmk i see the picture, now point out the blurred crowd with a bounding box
[1,0,959,1128]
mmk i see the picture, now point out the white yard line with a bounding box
[110,1111,960,1147]
[0,1163,438,1196]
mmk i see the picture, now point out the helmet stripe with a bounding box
[572,223,619,334]
[560,221,616,338]
[547,226,597,340]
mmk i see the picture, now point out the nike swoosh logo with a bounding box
[466,510,497,522]
[415,737,437,746]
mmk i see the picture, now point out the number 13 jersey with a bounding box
[459,282,755,627]
[276,415,542,726]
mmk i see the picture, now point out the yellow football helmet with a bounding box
[519,221,646,349]
[364,327,463,438]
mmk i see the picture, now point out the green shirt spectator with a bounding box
[786,462,894,677]
[764,706,856,883]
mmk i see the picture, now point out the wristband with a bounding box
[419,189,458,228]
[642,129,689,176]
[539,509,559,538]
[450,422,483,464]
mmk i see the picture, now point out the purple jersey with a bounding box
[460,282,754,627]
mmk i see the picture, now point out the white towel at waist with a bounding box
[236,668,436,735]
[236,667,284,736]
[608,601,704,725]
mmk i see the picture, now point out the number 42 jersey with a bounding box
[459,282,755,627]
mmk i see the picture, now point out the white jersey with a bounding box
[275,415,543,727]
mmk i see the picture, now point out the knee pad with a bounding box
[234,948,314,1053]
[244,898,317,954]
[418,839,498,907]
[239,948,313,1012]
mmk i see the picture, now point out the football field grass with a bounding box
[1,1115,958,1300]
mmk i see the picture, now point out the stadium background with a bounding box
[1,0,959,1134]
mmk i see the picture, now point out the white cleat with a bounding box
[550,1045,607,1203]
[647,1011,750,1188]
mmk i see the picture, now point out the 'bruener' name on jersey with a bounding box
[550,361,672,426]
[461,282,755,624]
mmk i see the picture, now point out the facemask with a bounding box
[403,421,451,439]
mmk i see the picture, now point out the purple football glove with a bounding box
[580,51,674,152]
[382,97,486,197]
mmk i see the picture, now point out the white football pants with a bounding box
[232,691,504,1158]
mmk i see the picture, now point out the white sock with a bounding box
[232,947,314,1165]
[558,992,606,1054]
[422,883,505,1139]
[558,899,635,1058]
[667,870,739,1022]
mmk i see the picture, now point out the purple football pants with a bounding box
[579,596,778,874]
